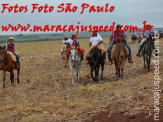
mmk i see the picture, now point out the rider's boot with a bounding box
[136,46,143,57]
[16,61,20,70]
[128,58,133,63]
[109,60,113,65]
[81,55,84,60]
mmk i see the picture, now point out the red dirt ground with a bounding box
[85,109,163,122]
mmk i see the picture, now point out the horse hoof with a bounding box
[95,79,98,83]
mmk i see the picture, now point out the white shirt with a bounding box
[62,39,73,45]
[90,34,103,45]
[67,39,73,46]
[144,30,151,38]
[62,39,69,44]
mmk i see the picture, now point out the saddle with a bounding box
[7,51,16,62]
[111,45,129,60]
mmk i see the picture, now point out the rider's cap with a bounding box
[72,35,77,39]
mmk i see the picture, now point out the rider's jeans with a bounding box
[139,38,147,50]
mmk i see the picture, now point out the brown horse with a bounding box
[114,41,127,78]
[0,46,20,88]
[61,43,70,68]
[137,35,142,43]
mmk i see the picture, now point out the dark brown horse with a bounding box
[132,35,137,43]
[114,41,127,78]
[0,46,20,88]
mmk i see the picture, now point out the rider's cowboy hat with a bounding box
[146,23,151,25]
[146,23,153,26]
[8,37,14,40]
[64,35,68,38]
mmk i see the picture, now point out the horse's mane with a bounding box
[91,47,101,54]
[87,47,102,63]
[6,51,16,62]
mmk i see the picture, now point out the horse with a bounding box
[87,47,104,83]
[69,47,82,84]
[142,36,154,72]
[132,35,137,43]
[61,43,70,68]
[137,35,142,43]
[0,46,20,88]
[113,41,127,78]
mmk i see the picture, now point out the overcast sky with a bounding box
[0,0,162,34]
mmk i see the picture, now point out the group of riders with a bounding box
[1,24,155,69]
[61,24,155,65]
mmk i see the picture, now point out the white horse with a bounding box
[69,47,81,84]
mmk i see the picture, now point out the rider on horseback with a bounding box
[61,35,71,56]
[86,31,106,62]
[108,24,133,65]
[67,35,84,60]
[5,37,20,68]
[136,24,152,57]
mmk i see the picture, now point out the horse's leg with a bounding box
[3,70,6,88]
[10,70,14,84]
[76,67,79,82]
[77,64,81,82]
[91,68,95,81]
[114,61,118,75]
[17,69,20,84]
[95,68,98,83]
[71,66,74,84]
[101,63,104,79]
[65,55,68,68]
[147,55,151,72]
[117,64,120,78]
[95,65,100,83]
[121,63,124,78]
[143,54,146,69]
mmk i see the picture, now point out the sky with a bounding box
[0,0,162,34]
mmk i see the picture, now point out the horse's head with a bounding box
[117,41,126,59]
[70,47,80,61]
[0,45,6,57]
[87,47,100,66]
